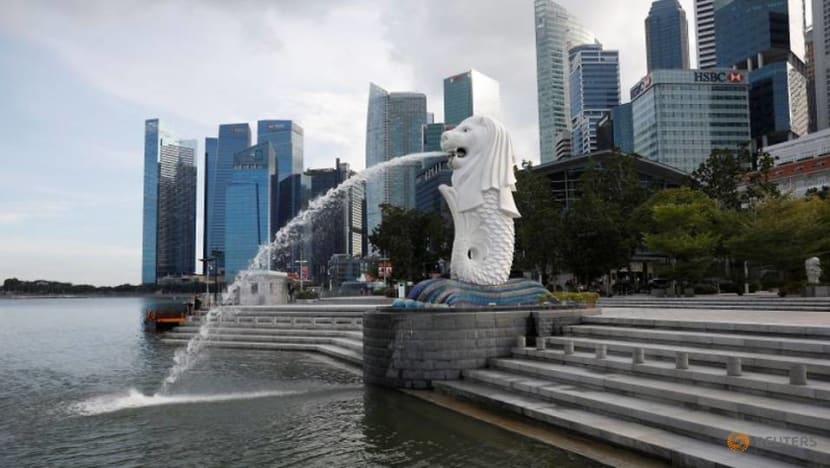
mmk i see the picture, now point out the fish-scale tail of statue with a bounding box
[448,189,514,285]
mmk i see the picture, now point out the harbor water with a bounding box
[0,297,599,467]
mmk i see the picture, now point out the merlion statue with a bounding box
[439,115,519,285]
[806,257,822,284]
[401,115,549,306]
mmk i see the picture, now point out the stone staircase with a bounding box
[160,305,366,366]
[434,315,830,467]
[600,295,830,312]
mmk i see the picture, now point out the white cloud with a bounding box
[0,0,702,284]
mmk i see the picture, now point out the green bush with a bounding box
[539,291,599,304]
[295,289,319,300]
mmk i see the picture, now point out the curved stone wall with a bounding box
[363,307,599,389]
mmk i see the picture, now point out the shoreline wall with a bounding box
[363,307,599,389]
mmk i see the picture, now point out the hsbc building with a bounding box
[630,69,750,173]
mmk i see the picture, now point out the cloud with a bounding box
[0,0,702,284]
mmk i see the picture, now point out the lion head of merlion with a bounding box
[440,115,520,218]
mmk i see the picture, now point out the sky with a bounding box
[0,0,698,286]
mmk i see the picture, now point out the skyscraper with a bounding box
[202,137,218,275]
[695,0,717,68]
[631,69,751,173]
[224,142,277,282]
[534,0,596,163]
[714,0,808,147]
[443,69,502,125]
[813,0,830,130]
[568,43,621,155]
[302,159,362,285]
[205,123,251,275]
[257,120,304,232]
[142,119,198,284]
[806,25,818,133]
[645,0,690,71]
[365,83,427,242]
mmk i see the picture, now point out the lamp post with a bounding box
[198,257,214,308]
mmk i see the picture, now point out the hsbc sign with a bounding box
[694,71,744,83]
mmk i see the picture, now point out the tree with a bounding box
[727,196,830,289]
[806,186,830,200]
[639,188,723,288]
[561,152,651,285]
[368,205,451,281]
[513,161,562,284]
[689,144,779,210]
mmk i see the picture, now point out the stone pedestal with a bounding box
[363,306,599,389]
[803,285,830,297]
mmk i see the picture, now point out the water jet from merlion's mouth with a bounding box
[158,151,446,393]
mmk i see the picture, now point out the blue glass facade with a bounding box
[714,0,790,69]
[224,142,276,282]
[142,118,198,284]
[364,83,427,241]
[422,123,447,152]
[569,44,621,155]
[202,137,217,274]
[142,119,160,284]
[631,69,751,173]
[205,123,251,274]
[444,73,472,126]
[443,70,501,125]
[645,0,690,72]
[611,103,635,153]
[415,156,452,215]
[257,120,304,231]
[714,0,808,145]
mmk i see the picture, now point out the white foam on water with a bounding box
[72,388,302,416]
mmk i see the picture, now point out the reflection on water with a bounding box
[0,298,600,467]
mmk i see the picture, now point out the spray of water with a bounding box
[158,151,447,392]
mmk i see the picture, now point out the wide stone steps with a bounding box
[190,315,362,330]
[546,336,830,379]
[162,305,369,367]
[459,368,830,466]
[171,326,362,340]
[488,357,830,435]
[582,316,830,339]
[164,330,348,344]
[434,379,793,468]
[160,338,363,366]
[564,325,830,357]
[598,298,830,312]
[513,347,830,404]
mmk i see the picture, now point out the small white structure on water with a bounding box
[227,271,290,305]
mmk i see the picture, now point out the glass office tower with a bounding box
[364,83,427,242]
[695,0,717,69]
[142,118,197,284]
[205,123,251,275]
[443,69,502,125]
[257,120,304,231]
[631,69,751,173]
[645,0,690,72]
[714,0,808,146]
[224,142,277,282]
[569,43,621,155]
[534,0,596,163]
